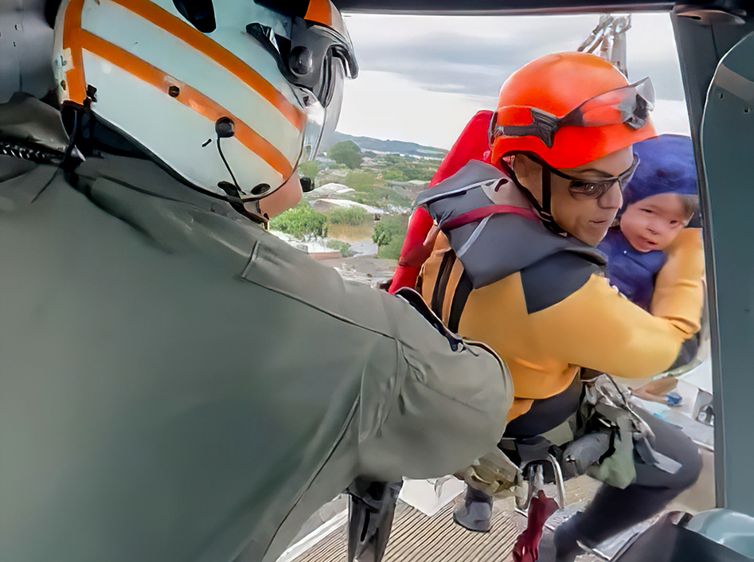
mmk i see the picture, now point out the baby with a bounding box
[600,134,699,311]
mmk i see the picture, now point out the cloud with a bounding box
[338,71,689,150]
[337,12,689,145]
[339,70,495,149]
[347,15,588,97]
[653,99,691,135]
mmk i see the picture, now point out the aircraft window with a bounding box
[277,12,714,560]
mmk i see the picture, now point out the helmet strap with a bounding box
[500,157,567,236]
[214,118,269,226]
[538,167,567,236]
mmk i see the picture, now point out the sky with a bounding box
[335,12,690,149]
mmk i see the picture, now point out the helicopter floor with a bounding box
[287,449,714,562]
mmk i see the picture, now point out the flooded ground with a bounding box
[326,223,380,256]
[319,255,396,287]
[327,223,376,243]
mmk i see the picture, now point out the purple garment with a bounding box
[624,135,698,208]
[599,229,667,310]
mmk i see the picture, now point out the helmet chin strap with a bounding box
[500,158,567,237]
[216,181,269,226]
[538,167,569,236]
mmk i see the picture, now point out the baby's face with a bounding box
[620,193,690,252]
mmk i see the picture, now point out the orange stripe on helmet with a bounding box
[79,30,293,180]
[62,0,87,104]
[108,0,305,131]
[304,0,334,27]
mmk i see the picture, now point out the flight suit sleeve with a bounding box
[527,263,701,379]
[356,289,513,481]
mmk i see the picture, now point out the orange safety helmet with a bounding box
[489,52,657,170]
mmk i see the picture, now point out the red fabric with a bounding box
[513,491,560,562]
[388,110,494,294]
[387,207,433,293]
[442,205,536,231]
[429,110,495,188]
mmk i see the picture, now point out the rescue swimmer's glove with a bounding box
[456,447,524,498]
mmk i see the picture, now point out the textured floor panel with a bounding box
[293,477,602,562]
[293,500,526,562]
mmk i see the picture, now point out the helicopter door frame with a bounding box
[672,11,754,515]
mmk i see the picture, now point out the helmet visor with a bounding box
[564,77,655,129]
[246,5,357,109]
[240,2,354,199]
[298,55,345,162]
[236,57,343,201]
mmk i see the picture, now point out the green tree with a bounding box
[298,160,320,180]
[269,203,328,240]
[383,168,408,182]
[372,215,408,260]
[326,239,353,257]
[327,207,370,226]
[347,186,412,209]
[343,170,377,191]
[328,140,363,169]
[382,154,402,165]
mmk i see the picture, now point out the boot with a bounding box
[452,486,494,533]
[346,479,402,562]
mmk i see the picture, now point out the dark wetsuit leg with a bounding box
[563,407,702,548]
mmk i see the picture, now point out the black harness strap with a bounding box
[431,251,455,318]
[447,271,473,333]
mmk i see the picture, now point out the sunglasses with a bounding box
[539,155,640,199]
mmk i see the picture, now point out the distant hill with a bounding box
[325,131,447,158]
